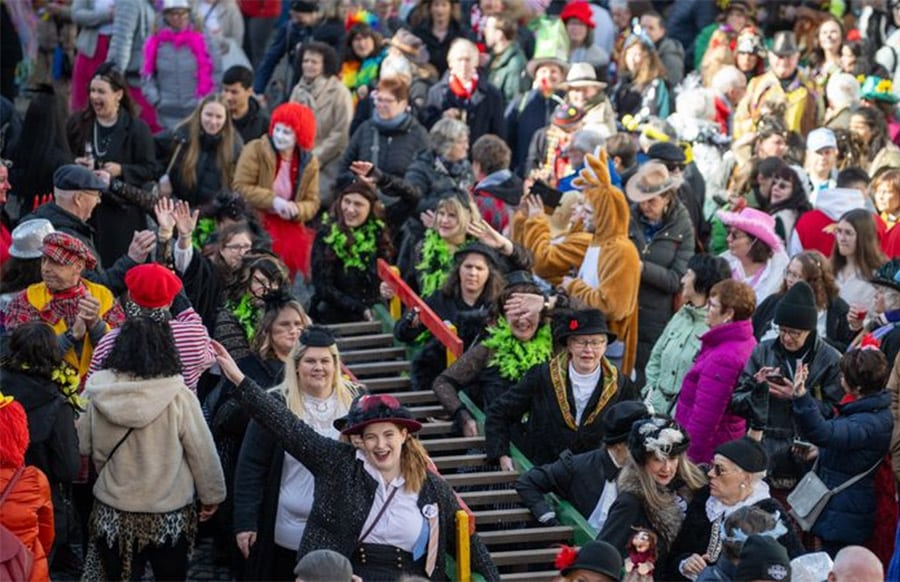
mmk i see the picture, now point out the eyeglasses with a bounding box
[771,179,792,190]
[777,326,806,340]
[726,228,748,240]
[223,243,252,252]
[570,338,608,350]
[80,189,102,200]
[710,463,734,477]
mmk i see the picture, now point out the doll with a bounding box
[623,528,657,582]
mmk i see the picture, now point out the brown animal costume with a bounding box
[562,150,640,375]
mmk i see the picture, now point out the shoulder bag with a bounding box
[787,456,881,531]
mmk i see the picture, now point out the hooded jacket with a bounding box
[564,153,641,375]
[788,188,886,257]
[77,370,226,513]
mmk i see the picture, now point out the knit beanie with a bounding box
[774,281,817,331]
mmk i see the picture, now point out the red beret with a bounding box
[560,1,594,28]
[270,103,317,151]
[125,264,183,308]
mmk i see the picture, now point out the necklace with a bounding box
[304,392,337,431]
[93,121,111,158]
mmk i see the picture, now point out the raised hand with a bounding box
[173,200,199,237]
[154,198,176,238]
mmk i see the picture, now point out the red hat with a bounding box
[270,103,317,151]
[0,394,29,468]
[42,232,97,271]
[560,1,594,28]
[125,264,183,308]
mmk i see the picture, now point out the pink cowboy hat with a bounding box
[716,207,784,252]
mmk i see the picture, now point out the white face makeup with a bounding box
[272,123,297,151]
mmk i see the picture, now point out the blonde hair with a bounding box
[629,454,707,510]
[400,433,430,493]
[276,341,357,420]
[435,196,473,243]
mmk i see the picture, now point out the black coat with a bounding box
[308,222,391,324]
[66,110,156,267]
[232,388,291,581]
[628,201,695,371]
[730,336,842,483]
[233,98,270,145]
[179,250,231,334]
[155,127,244,209]
[232,377,499,580]
[485,355,637,465]
[424,74,506,145]
[0,367,80,545]
[411,20,470,78]
[664,487,805,580]
[515,448,621,523]
[506,89,563,177]
[340,114,429,187]
[23,203,137,296]
[752,293,853,352]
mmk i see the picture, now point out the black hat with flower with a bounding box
[553,308,617,343]
[334,393,423,435]
[628,416,690,464]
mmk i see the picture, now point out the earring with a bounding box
[739,483,746,489]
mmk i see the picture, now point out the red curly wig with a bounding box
[269,103,317,151]
[0,397,29,468]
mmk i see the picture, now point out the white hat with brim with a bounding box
[625,161,683,203]
[559,62,607,90]
[716,207,784,253]
[162,0,191,11]
[526,56,570,79]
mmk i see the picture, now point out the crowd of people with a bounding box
[1,0,900,580]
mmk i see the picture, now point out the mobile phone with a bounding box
[530,180,563,208]
[765,373,787,384]
[793,438,813,450]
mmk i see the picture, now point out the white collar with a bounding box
[356,449,406,491]
[705,480,771,521]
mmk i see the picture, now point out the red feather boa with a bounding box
[142,28,215,98]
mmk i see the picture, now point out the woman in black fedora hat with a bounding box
[212,340,498,581]
[485,308,638,469]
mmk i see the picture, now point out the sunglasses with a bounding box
[710,463,733,477]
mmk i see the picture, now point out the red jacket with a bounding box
[794,210,887,257]
[0,465,54,582]
[238,0,281,18]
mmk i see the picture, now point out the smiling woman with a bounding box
[213,338,499,581]
[309,181,394,324]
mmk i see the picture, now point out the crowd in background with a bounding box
[1,0,900,580]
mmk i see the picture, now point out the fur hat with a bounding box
[628,417,689,464]
[270,103,317,151]
[716,207,783,253]
[0,394,29,468]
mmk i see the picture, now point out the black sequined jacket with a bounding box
[234,378,499,580]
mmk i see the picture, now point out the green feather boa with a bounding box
[226,293,260,341]
[482,319,553,382]
[322,215,384,271]
[416,230,455,297]
[193,217,217,250]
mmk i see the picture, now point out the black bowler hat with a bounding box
[602,401,651,445]
[300,325,336,347]
[453,242,499,267]
[555,308,617,343]
[733,535,791,581]
[715,437,769,473]
[291,0,318,12]
[558,541,622,580]
[334,393,423,435]
[647,141,686,164]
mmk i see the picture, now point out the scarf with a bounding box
[322,215,384,271]
[416,229,455,297]
[449,73,478,100]
[143,28,215,98]
[482,319,553,382]
[225,293,261,342]
[372,110,410,132]
[34,284,88,328]
[705,480,771,521]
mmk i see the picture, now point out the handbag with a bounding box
[787,457,881,532]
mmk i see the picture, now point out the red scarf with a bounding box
[449,74,477,100]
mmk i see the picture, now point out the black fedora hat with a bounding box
[554,308,617,343]
[558,541,622,580]
[770,31,799,57]
[335,394,423,435]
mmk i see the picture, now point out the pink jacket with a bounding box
[675,319,757,464]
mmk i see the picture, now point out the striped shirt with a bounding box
[87,308,214,391]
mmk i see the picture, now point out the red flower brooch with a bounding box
[569,320,579,331]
